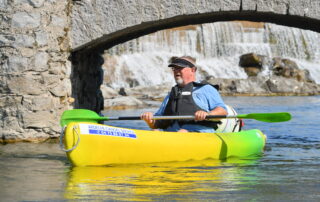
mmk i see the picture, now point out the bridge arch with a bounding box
[71,0,320,53]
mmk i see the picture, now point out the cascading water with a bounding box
[103,21,320,88]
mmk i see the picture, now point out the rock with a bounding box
[104,96,145,109]
[239,53,265,67]
[125,85,171,100]
[266,76,303,93]
[239,53,267,76]
[208,77,269,95]
[242,67,261,77]
[118,87,127,96]
[100,85,118,99]
[272,57,314,82]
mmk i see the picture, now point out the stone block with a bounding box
[256,0,288,14]
[3,115,23,132]
[22,110,55,128]
[7,75,46,95]
[50,15,67,27]
[34,51,48,71]
[8,56,29,72]
[12,12,41,28]
[41,72,61,86]
[221,0,241,11]
[49,80,68,97]
[28,0,45,8]
[20,48,35,57]
[0,0,7,9]
[22,95,55,111]
[0,35,14,46]
[35,31,48,46]
[0,95,22,108]
[14,34,35,48]
[197,0,221,12]
[242,0,258,10]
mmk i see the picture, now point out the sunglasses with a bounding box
[171,67,185,71]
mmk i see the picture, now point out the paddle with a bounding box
[60,109,291,126]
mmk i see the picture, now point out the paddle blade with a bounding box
[60,109,108,126]
[239,112,292,123]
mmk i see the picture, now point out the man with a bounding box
[141,56,227,133]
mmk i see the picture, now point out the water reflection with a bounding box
[64,158,260,201]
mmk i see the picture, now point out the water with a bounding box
[1,96,319,201]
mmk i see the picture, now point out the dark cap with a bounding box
[168,57,195,68]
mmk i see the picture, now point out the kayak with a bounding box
[61,122,267,166]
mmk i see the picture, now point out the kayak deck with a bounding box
[62,122,266,166]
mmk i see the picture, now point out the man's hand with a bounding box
[194,110,209,121]
[140,112,156,128]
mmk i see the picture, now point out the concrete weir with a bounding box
[0,0,320,142]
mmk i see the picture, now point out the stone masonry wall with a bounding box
[0,0,72,142]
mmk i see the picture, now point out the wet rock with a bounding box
[272,57,313,82]
[207,75,320,96]
[239,53,264,67]
[118,87,127,96]
[242,67,261,77]
[100,85,118,99]
[125,86,171,101]
[239,53,266,76]
[104,96,146,109]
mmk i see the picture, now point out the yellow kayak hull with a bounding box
[62,122,266,166]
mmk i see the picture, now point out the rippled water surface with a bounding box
[1,96,319,201]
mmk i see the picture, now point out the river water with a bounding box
[0,96,319,201]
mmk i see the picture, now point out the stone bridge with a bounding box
[1,0,320,142]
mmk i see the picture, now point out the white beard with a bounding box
[175,77,183,86]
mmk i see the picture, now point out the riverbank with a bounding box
[102,76,320,110]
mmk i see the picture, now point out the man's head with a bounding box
[168,56,197,87]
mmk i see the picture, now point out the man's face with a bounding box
[172,66,196,86]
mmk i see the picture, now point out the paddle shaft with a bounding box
[108,115,231,120]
